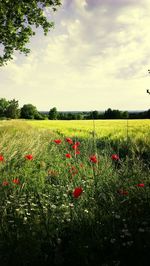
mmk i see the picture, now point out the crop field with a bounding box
[27,119,150,139]
[0,119,150,266]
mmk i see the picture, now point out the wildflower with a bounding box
[66,153,72,158]
[57,238,62,245]
[111,154,120,161]
[73,187,83,198]
[75,141,80,146]
[25,154,33,160]
[2,181,9,186]
[0,155,4,162]
[90,155,98,163]
[66,138,73,144]
[12,178,20,185]
[54,139,61,144]
[75,150,80,155]
[69,203,74,208]
[137,183,145,187]
[72,144,78,150]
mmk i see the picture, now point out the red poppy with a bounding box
[72,142,80,150]
[66,138,73,144]
[90,155,98,163]
[54,139,61,144]
[75,150,80,155]
[2,181,9,186]
[72,144,78,150]
[12,178,20,184]
[75,142,80,147]
[73,187,83,198]
[65,153,72,158]
[0,155,4,162]
[25,154,33,160]
[111,154,120,161]
[137,183,145,187]
[117,189,128,195]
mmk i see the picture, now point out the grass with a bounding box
[0,119,150,266]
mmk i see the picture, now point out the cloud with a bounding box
[85,0,145,10]
[0,0,150,110]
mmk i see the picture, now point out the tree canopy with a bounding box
[48,107,58,120]
[5,99,20,119]
[0,98,20,118]
[0,0,61,66]
[0,98,9,117]
[20,104,39,119]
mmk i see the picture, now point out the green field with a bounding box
[27,119,150,140]
[1,119,150,137]
[0,119,150,266]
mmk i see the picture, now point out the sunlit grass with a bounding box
[1,119,150,140]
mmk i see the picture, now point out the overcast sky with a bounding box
[1,0,150,111]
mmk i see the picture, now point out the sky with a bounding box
[1,0,150,111]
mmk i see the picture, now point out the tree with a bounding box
[5,99,20,119]
[104,109,129,119]
[0,98,9,117]
[0,0,61,66]
[111,110,121,119]
[121,111,129,119]
[147,109,150,119]
[85,111,99,120]
[75,113,84,120]
[20,104,38,119]
[34,112,45,120]
[66,113,74,120]
[104,108,113,119]
[92,110,99,119]
[48,107,58,120]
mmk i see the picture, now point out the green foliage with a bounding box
[0,98,20,119]
[122,111,129,119]
[0,98,9,117]
[0,121,150,265]
[0,0,61,66]
[0,97,149,120]
[34,112,45,120]
[103,108,129,119]
[87,110,100,119]
[147,109,150,118]
[5,99,20,119]
[48,107,58,120]
[20,104,45,120]
[20,104,39,119]
[59,112,84,120]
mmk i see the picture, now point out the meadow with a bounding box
[0,119,150,266]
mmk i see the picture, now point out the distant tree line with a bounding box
[0,98,150,120]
